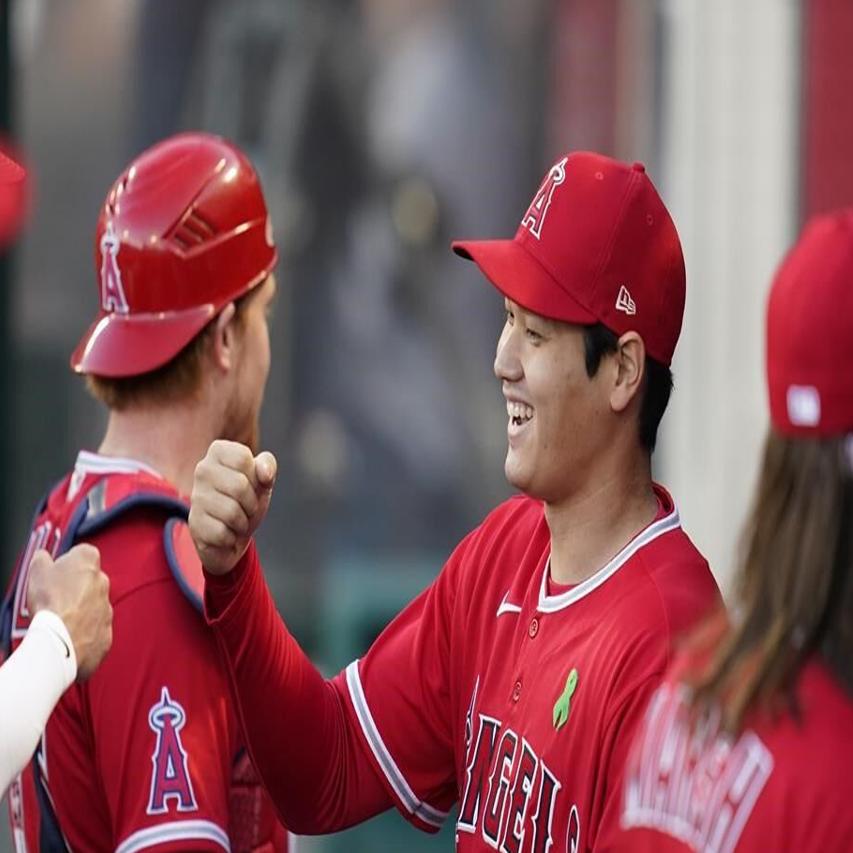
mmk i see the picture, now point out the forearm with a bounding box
[205,544,390,833]
[0,611,77,794]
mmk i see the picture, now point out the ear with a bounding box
[610,331,646,414]
[211,303,238,373]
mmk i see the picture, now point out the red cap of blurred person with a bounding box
[767,209,853,437]
[0,146,29,247]
[452,151,686,367]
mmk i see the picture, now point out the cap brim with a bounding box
[70,305,216,377]
[452,238,597,325]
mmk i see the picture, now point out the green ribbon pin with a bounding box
[552,668,579,731]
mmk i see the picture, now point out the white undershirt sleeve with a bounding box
[0,610,77,795]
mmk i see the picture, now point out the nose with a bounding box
[494,322,522,383]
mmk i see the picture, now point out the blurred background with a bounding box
[1,0,852,850]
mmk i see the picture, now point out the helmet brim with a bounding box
[70,304,216,378]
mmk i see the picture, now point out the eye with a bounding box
[525,327,543,343]
[505,307,515,325]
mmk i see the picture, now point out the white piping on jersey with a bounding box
[75,450,164,479]
[345,661,450,828]
[114,819,230,853]
[537,503,682,614]
[496,592,523,617]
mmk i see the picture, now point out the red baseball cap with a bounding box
[767,209,853,437]
[452,151,685,366]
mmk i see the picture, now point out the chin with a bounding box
[504,455,534,495]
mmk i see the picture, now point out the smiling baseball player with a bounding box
[190,151,720,852]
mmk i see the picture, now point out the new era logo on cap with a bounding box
[615,285,636,316]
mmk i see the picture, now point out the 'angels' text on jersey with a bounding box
[457,679,580,853]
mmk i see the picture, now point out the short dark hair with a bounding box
[582,323,673,453]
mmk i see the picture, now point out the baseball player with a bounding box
[615,210,853,852]
[189,151,721,852]
[0,545,112,796]
[2,133,287,851]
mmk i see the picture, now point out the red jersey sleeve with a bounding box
[205,543,393,835]
[79,522,236,852]
[335,537,465,833]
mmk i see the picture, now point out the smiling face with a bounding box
[494,299,617,503]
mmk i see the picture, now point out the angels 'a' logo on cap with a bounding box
[100,220,129,314]
[615,285,636,316]
[522,157,568,240]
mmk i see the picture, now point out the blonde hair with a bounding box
[85,289,255,411]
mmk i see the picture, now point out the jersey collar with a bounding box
[74,450,164,479]
[537,489,681,614]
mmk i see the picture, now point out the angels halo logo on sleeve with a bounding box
[147,686,198,815]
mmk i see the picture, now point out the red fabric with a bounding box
[6,459,287,852]
[613,655,853,852]
[204,548,392,834]
[207,485,719,851]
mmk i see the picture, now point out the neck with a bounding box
[97,402,220,497]
[545,452,657,586]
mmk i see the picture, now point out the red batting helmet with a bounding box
[71,132,277,377]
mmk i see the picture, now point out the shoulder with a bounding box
[77,473,200,609]
[759,660,853,770]
[727,661,853,848]
[467,494,545,552]
[622,495,720,642]
[447,494,547,581]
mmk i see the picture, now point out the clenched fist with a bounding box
[27,544,113,680]
[189,439,277,575]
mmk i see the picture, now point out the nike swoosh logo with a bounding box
[496,592,522,618]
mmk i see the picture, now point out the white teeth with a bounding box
[506,401,534,421]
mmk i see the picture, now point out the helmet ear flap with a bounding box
[72,132,277,379]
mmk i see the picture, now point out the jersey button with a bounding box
[512,680,522,702]
[528,618,539,638]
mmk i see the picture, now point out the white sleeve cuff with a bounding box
[0,610,78,795]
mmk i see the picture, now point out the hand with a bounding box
[26,544,113,680]
[189,440,277,576]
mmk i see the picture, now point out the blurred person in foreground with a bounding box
[0,149,113,797]
[189,151,720,851]
[616,210,853,852]
[2,133,288,851]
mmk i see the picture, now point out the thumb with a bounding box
[254,451,278,491]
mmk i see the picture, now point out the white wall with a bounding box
[656,0,800,594]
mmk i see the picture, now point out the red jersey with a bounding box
[615,655,853,853]
[3,451,287,853]
[205,485,719,851]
